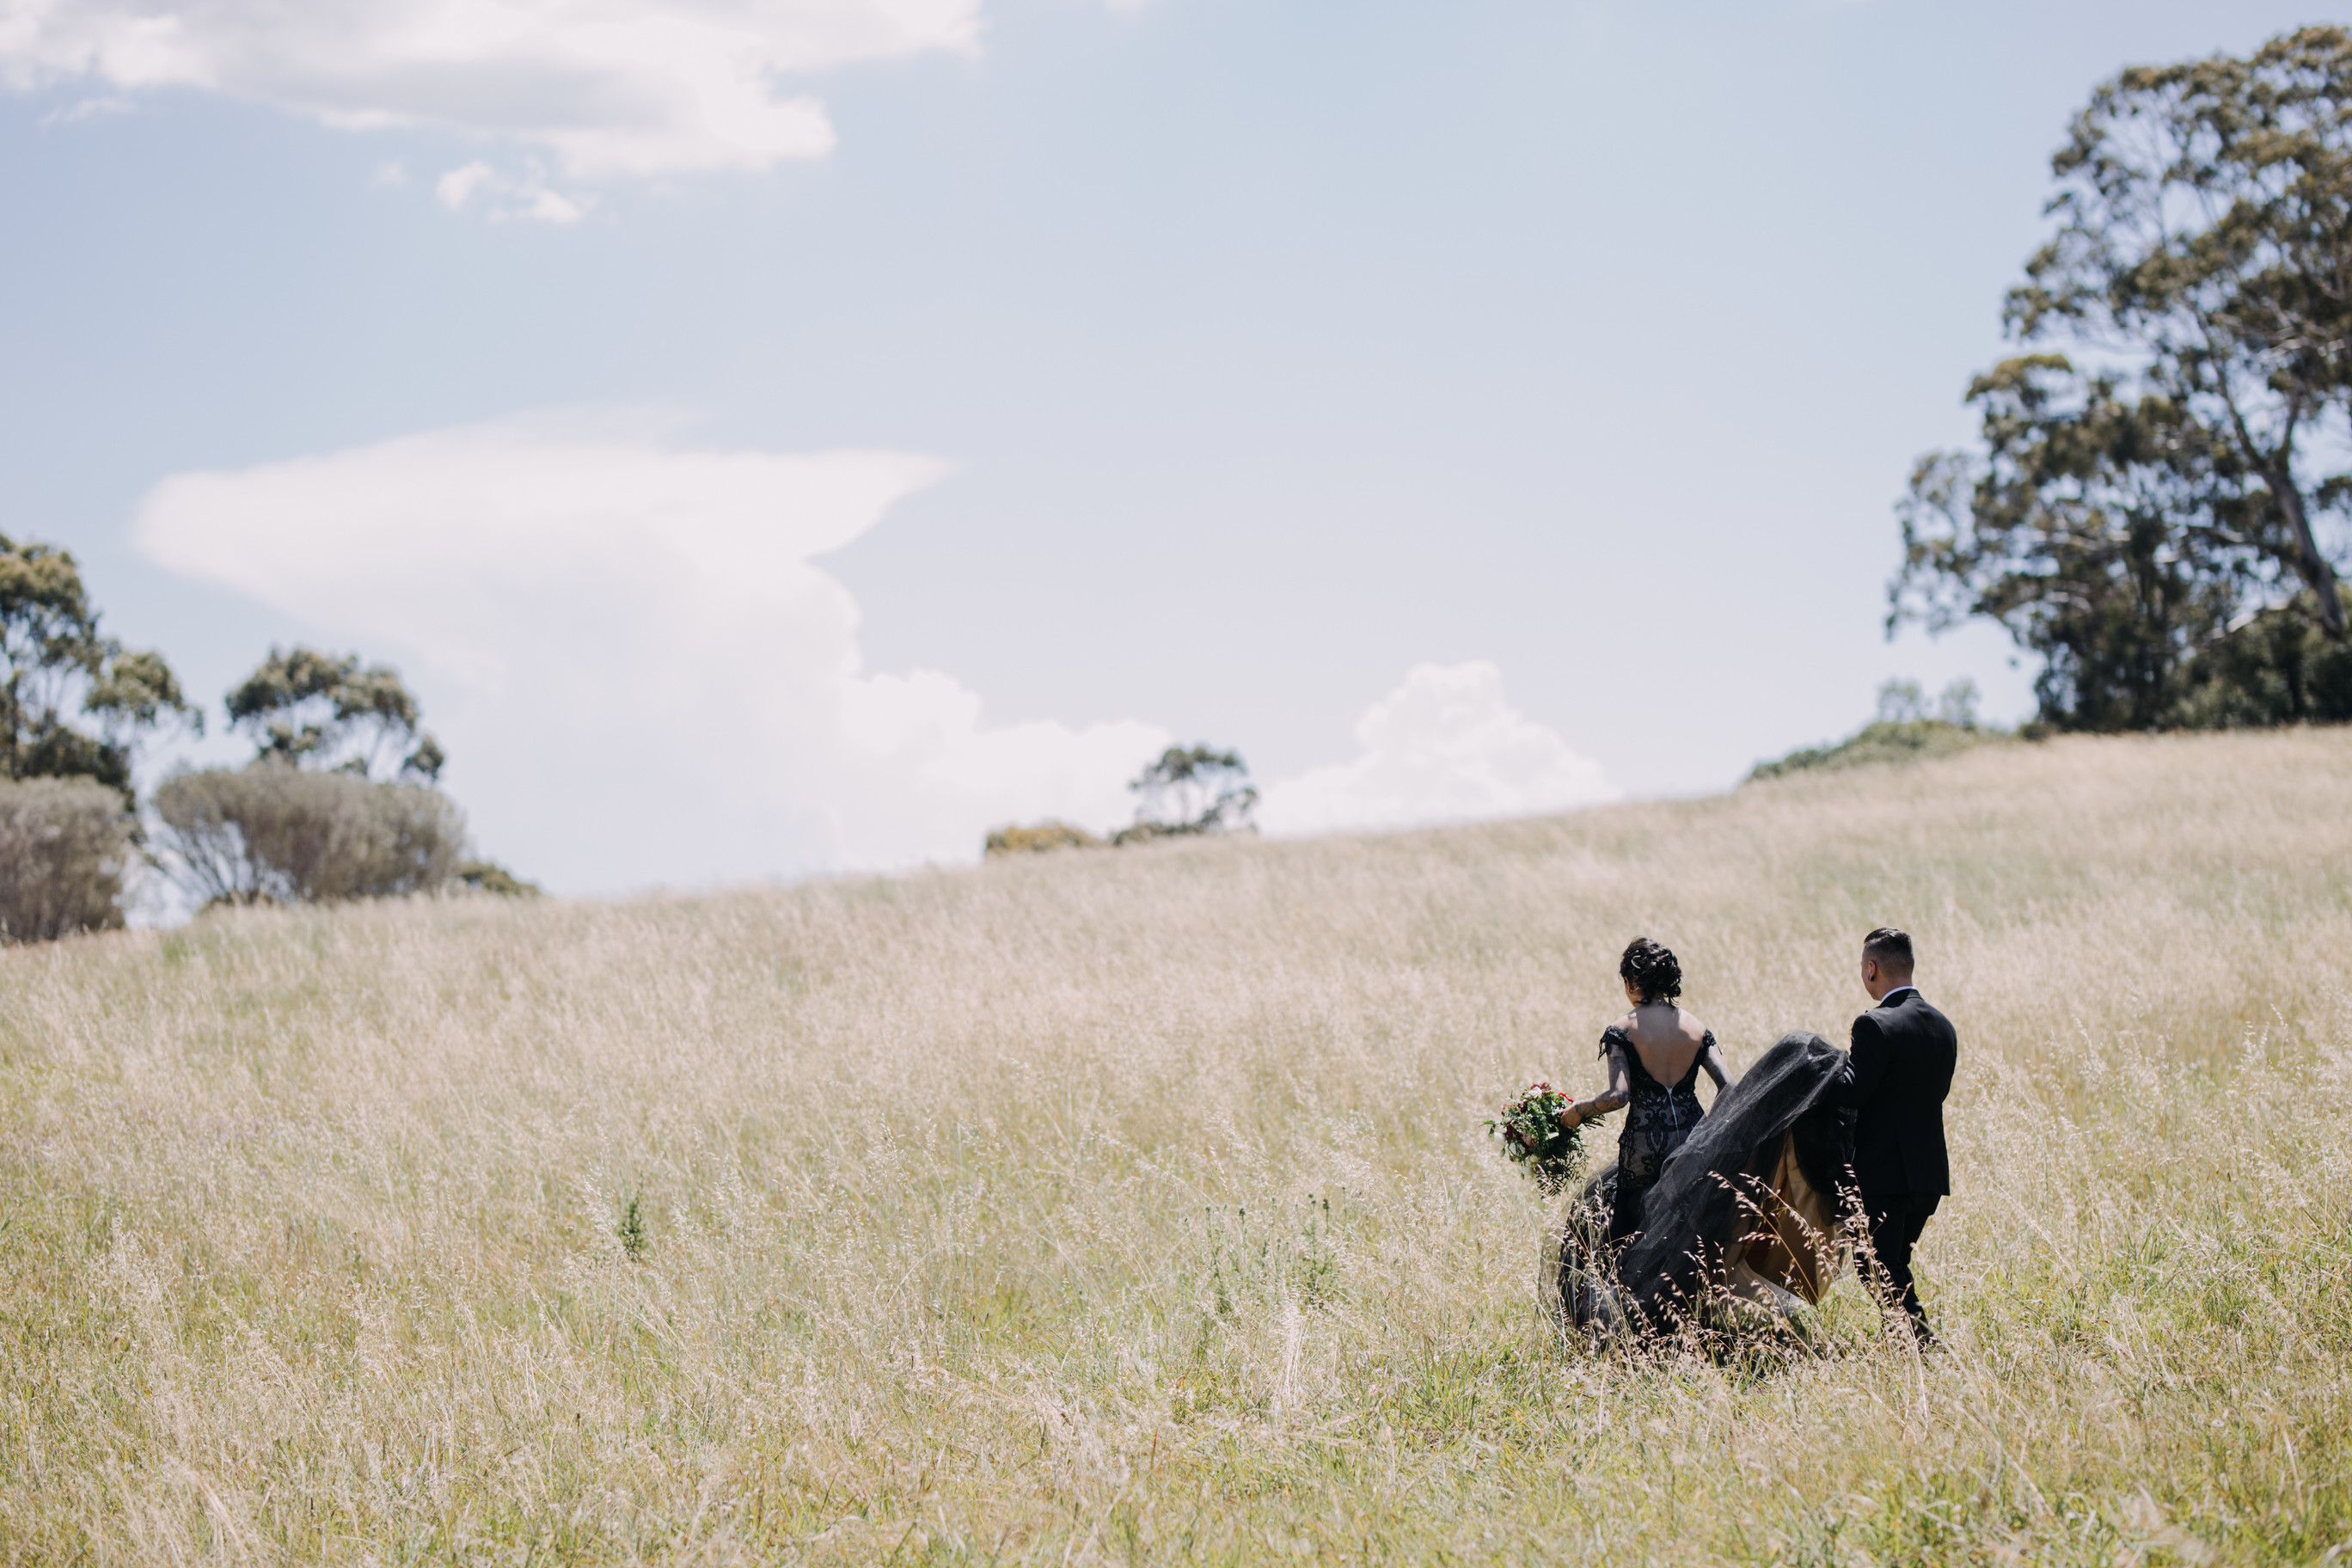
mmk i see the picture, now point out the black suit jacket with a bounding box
[1831,989,1957,1197]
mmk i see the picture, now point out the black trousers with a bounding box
[1857,1191,1941,1339]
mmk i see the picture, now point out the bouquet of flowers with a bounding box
[1486,1081,1585,1191]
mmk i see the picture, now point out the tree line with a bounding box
[23,31,2352,919]
[0,535,530,942]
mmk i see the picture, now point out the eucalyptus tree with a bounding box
[0,533,197,792]
[1118,745,1259,842]
[1898,27,2352,728]
[226,646,445,781]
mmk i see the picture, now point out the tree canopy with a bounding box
[226,646,446,781]
[1896,27,2352,729]
[1118,745,1258,842]
[0,534,197,792]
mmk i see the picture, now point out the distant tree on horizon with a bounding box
[226,646,445,782]
[1117,744,1258,843]
[0,533,198,794]
[1896,26,2352,731]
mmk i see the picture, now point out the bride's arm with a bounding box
[1563,1045,1631,1129]
[1699,1032,1730,1093]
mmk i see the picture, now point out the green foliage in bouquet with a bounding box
[1486,1081,1585,1192]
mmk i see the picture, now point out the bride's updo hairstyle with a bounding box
[1620,936,1683,1003]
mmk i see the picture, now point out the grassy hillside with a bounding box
[3,730,2348,1565]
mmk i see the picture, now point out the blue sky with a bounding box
[1,0,2332,891]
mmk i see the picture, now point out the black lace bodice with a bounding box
[1598,1023,1716,1241]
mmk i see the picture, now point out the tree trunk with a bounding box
[2273,476,2348,639]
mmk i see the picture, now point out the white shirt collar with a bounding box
[1878,985,1919,1008]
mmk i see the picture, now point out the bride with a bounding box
[1559,937,1731,1246]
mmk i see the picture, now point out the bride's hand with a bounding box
[1556,1101,1581,1130]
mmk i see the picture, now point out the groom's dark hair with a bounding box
[1862,928,1914,972]
[1620,936,1682,1001]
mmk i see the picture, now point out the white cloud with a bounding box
[132,413,1168,890]
[36,91,129,123]
[1,0,984,181]
[1258,661,1619,836]
[518,186,587,224]
[434,160,497,210]
[434,158,585,223]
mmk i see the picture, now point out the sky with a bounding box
[1,0,2336,892]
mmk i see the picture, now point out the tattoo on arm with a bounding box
[1581,1047,1633,1118]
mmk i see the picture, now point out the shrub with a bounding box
[1746,719,2008,782]
[0,776,133,941]
[151,765,464,907]
[984,821,1104,858]
[457,859,541,897]
[1748,677,2013,782]
[2170,597,2352,728]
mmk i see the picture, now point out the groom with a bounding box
[1833,927,1957,1344]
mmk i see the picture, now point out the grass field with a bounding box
[3,728,2349,1565]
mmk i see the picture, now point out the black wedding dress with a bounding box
[1599,1023,1711,1246]
[1553,1031,1857,1339]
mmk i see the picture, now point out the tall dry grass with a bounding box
[3,729,2347,1565]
